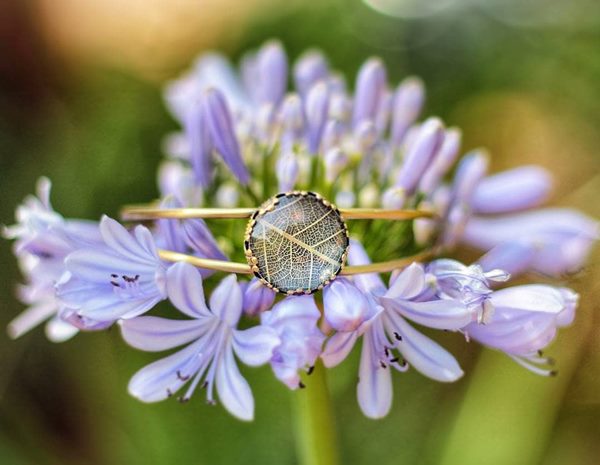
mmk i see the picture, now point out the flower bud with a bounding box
[381,187,406,209]
[353,58,387,128]
[293,50,329,97]
[202,88,250,184]
[324,148,349,184]
[395,117,444,194]
[391,77,425,146]
[276,151,299,192]
[242,278,276,316]
[305,81,330,154]
[256,40,288,106]
[324,278,371,331]
[472,166,552,214]
[215,182,239,208]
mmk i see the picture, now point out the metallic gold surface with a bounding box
[157,249,434,276]
[122,206,435,221]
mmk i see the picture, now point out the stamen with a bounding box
[508,354,556,376]
[393,332,402,341]
[299,381,306,389]
[177,370,190,381]
[307,365,314,375]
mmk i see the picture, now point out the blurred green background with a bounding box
[1,1,599,464]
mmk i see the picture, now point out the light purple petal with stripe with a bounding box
[128,339,202,402]
[321,331,358,368]
[166,262,211,318]
[232,325,280,366]
[216,343,254,421]
[120,316,209,352]
[202,88,250,184]
[381,297,471,330]
[395,118,443,194]
[210,274,242,326]
[347,239,386,296]
[472,166,552,214]
[386,312,463,382]
[357,329,393,419]
[384,263,426,300]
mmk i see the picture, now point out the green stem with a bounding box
[292,362,340,465]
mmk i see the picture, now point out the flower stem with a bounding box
[292,361,340,465]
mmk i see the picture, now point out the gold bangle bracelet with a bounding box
[121,191,435,295]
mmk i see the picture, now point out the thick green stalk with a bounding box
[292,362,340,465]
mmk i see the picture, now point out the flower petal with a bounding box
[65,249,156,283]
[321,331,358,368]
[386,312,463,382]
[216,343,254,421]
[381,297,472,330]
[385,263,425,300]
[491,285,564,314]
[120,316,209,352]
[166,262,211,318]
[209,274,242,326]
[357,329,392,419]
[99,216,158,265]
[348,240,386,296]
[232,325,280,366]
[128,340,202,402]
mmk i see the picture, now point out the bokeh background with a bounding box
[1,1,599,464]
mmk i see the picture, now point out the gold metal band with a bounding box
[122,206,435,221]
[157,248,434,276]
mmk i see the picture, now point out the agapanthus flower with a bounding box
[322,241,471,418]
[261,295,325,389]
[464,285,578,376]
[3,177,103,340]
[56,216,168,327]
[4,40,596,421]
[121,262,279,420]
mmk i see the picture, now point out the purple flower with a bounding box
[426,258,510,324]
[241,277,276,317]
[305,81,330,154]
[121,263,279,420]
[463,208,599,277]
[275,150,300,192]
[471,165,552,214]
[440,149,489,248]
[293,50,329,97]
[394,118,444,195]
[164,52,249,123]
[390,77,425,146]
[419,127,462,195]
[56,216,167,326]
[184,99,213,188]
[255,40,288,107]
[202,88,250,184]
[465,285,578,375]
[352,58,387,128]
[261,296,325,389]
[322,241,470,418]
[3,178,103,340]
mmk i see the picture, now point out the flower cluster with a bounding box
[4,40,597,420]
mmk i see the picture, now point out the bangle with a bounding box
[122,191,435,295]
